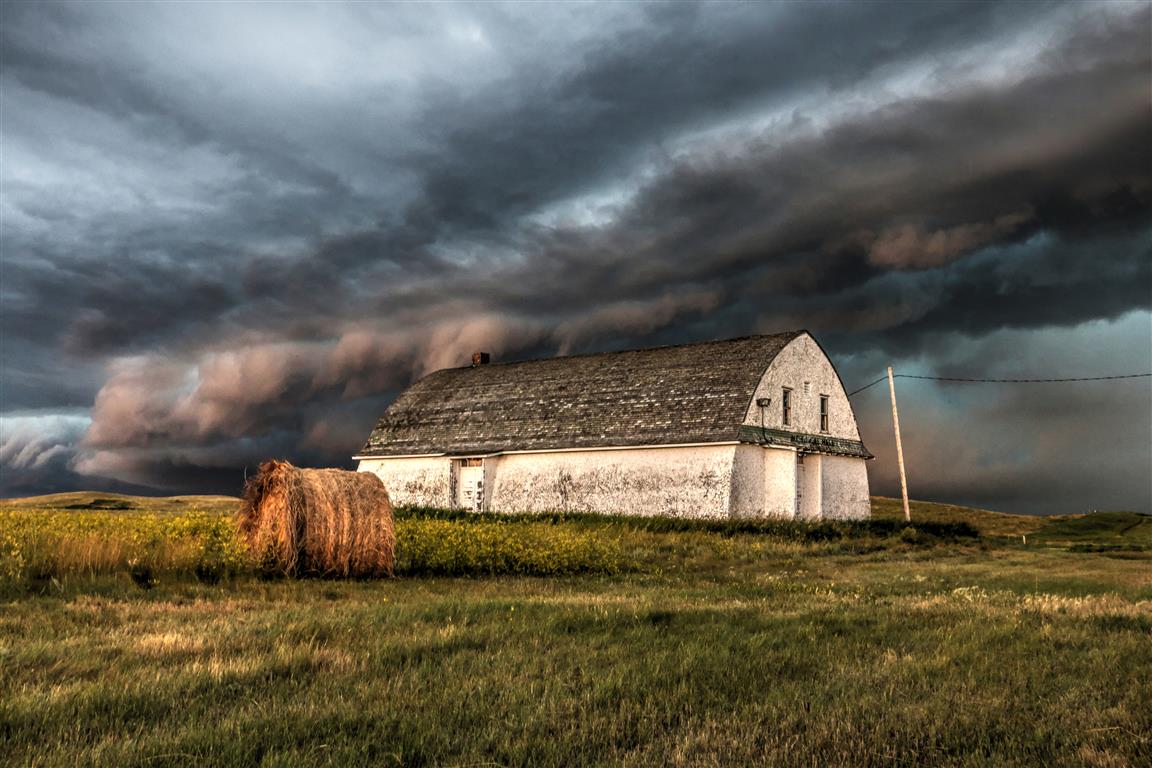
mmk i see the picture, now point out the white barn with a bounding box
[355,331,872,520]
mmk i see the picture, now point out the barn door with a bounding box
[795,453,804,519]
[456,459,484,512]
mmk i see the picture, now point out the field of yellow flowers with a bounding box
[0,494,623,590]
[0,500,246,587]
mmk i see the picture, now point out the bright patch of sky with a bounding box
[0,412,91,470]
[522,1,1116,235]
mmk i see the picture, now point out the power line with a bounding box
[847,376,889,397]
[847,371,1152,398]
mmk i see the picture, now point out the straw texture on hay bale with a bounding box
[238,460,396,578]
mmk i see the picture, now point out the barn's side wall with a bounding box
[487,445,737,518]
[357,456,451,507]
[819,455,870,520]
[358,446,867,519]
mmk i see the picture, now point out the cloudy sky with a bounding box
[2,0,1149,514]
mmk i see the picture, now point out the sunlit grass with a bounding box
[0,496,628,586]
[0,506,245,587]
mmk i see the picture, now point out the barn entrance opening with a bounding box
[456,458,485,512]
[795,453,804,519]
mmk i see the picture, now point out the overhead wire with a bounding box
[847,372,1152,398]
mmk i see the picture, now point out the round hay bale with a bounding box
[238,460,396,578]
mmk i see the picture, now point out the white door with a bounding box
[795,454,804,519]
[457,464,484,512]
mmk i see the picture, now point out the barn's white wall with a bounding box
[744,333,861,440]
[357,456,451,507]
[359,444,869,519]
[487,445,737,518]
[820,454,871,520]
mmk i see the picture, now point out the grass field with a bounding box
[1,494,1149,767]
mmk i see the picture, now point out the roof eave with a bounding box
[736,425,874,459]
[356,439,746,460]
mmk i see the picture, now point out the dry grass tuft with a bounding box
[237,460,395,578]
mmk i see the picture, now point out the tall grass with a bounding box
[395,504,980,540]
[396,518,623,576]
[0,504,629,588]
[0,507,245,587]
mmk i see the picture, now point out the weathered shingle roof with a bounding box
[358,331,804,457]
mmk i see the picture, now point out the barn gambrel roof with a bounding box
[358,331,822,458]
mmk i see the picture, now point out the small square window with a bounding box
[819,395,829,433]
[782,388,792,426]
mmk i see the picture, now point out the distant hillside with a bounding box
[1029,511,1152,549]
[869,496,1048,537]
[871,496,1150,550]
[0,491,239,515]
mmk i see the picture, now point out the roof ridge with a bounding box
[440,329,806,371]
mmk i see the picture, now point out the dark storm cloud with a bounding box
[1,1,1149,511]
[226,1,1150,342]
[403,0,1068,236]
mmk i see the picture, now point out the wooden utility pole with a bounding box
[887,366,911,522]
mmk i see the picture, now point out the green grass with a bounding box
[0,498,625,584]
[0,501,246,588]
[869,496,1049,538]
[396,503,982,541]
[1,494,1149,767]
[396,518,624,576]
[1030,511,1152,551]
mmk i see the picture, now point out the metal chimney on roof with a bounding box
[471,352,491,366]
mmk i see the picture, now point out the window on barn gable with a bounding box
[819,395,829,433]
[782,387,792,426]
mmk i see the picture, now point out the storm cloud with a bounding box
[1,0,1149,513]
